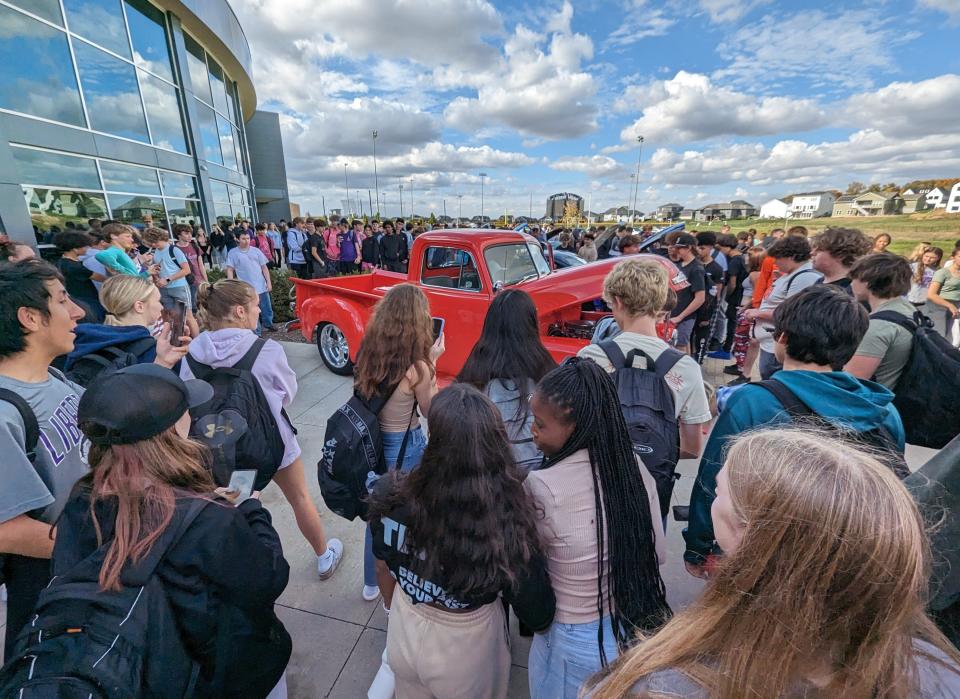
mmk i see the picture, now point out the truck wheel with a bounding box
[317,322,354,376]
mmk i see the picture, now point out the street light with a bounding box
[398,177,404,218]
[629,174,635,220]
[479,172,487,224]
[457,193,463,226]
[372,130,380,218]
[343,163,350,217]
[633,135,644,222]
[409,178,414,219]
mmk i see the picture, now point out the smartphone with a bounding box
[168,299,187,347]
[227,469,257,505]
[431,317,445,341]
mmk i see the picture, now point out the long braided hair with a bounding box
[537,357,670,661]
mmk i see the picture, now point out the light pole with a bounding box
[628,174,635,220]
[372,130,380,218]
[442,198,447,222]
[409,178,414,219]
[479,172,487,224]
[398,178,404,218]
[343,163,350,216]
[457,193,463,226]
[632,135,644,222]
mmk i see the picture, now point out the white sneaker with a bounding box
[362,584,381,602]
[317,538,343,580]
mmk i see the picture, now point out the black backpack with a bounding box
[167,245,195,286]
[754,378,910,478]
[871,310,960,449]
[65,337,157,387]
[0,500,208,699]
[598,342,683,519]
[186,338,293,491]
[318,385,416,521]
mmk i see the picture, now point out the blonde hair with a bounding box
[602,258,668,318]
[196,279,257,330]
[99,275,156,325]
[587,427,959,699]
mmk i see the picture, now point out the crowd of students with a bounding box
[2,216,960,698]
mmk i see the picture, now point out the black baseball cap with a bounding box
[78,363,213,446]
[672,233,697,248]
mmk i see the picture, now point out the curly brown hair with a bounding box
[354,283,434,399]
[812,227,872,268]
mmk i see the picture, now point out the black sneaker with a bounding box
[723,365,741,375]
[727,374,750,386]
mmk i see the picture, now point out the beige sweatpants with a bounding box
[387,590,511,699]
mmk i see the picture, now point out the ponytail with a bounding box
[196,278,256,330]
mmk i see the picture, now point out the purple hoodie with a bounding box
[180,328,300,468]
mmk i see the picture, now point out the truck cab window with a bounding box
[421,247,482,291]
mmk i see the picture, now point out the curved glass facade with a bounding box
[0,0,254,241]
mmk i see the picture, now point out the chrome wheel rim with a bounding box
[319,324,349,368]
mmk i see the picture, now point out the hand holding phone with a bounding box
[431,317,445,341]
[222,469,258,506]
[168,299,187,347]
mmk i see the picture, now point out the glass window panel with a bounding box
[194,101,221,164]
[208,59,229,115]
[213,200,233,229]
[209,179,229,203]
[228,184,245,204]
[0,6,85,125]
[24,187,108,235]
[225,79,237,125]
[232,206,251,222]
[160,171,198,199]
[217,115,237,170]
[99,160,160,194]
[139,71,187,152]
[183,34,211,104]
[164,198,200,226]
[6,0,63,24]
[74,40,149,141]
[107,192,166,229]
[233,128,246,174]
[11,147,101,189]
[63,0,130,58]
[125,0,172,82]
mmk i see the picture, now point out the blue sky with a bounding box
[231,0,960,218]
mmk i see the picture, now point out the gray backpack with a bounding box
[485,378,542,473]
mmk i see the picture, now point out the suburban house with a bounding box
[789,192,835,218]
[679,208,697,220]
[602,206,643,223]
[759,198,790,219]
[695,200,757,221]
[926,187,948,209]
[946,182,960,214]
[832,191,903,217]
[655,203,684,221]
[900,193,930,214]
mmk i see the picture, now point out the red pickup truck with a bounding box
[293,229,687,379]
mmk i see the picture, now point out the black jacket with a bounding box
[379,232,408,263]
[53,485,290,695]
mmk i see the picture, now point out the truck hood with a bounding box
[520,255,689,317]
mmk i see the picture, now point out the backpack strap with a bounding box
[753,379,813,418]
[653,347,685,377]
[233,337,269,373]
[123,335,158,359]
[186,337,267,381]
[0,388,40,464]
[784,268,822,295]
[871,310,918,333]
[598,340,629,369]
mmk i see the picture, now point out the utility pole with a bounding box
[633,135,644,222]
[479,172,487,224]
[368,190,373,219]
[398,178,404,218]
[321,195,326,221]
[628,174,635,220]
[343,163,350,216]
[372,130,380,216]
[457,193,463,226]
[442,198,447,221]
[409,178,414,219]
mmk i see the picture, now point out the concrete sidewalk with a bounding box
[0,343,938,697]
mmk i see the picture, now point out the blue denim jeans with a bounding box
[257,291,274,335]
[528,617,620,699]
[364,426,426,587]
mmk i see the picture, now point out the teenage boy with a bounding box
[142,226,199,337]
[95,222,153,277]
[845,252,915,390]
[683,284,905,577]
[285,217,309,278]
[226,231,275,333]
[173,223,208,312]
[694,232,725,359]
[667,233,706,353]
[0,261,88,659]
[579,258,712,460]
[811,227,872,290]
[744,235,822,379]
[710,234,746,359]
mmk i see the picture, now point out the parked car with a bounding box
[294,229,688,379]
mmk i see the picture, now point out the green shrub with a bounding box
[202,267,295,323]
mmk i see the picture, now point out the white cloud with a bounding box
[697,0,770,23]
[918,0,960,22]
[605,0,676,49]
[549,155,627,178]
[714,10,918,90]
[444,14,598,139]
[616,71,829,144]
[843,74,960,137]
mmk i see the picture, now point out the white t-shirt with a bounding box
[226,246,269,294]
[578,332,713,425]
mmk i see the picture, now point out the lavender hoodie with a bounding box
[180,328,301,469]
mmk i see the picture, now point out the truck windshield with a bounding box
[484,244,543,287]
